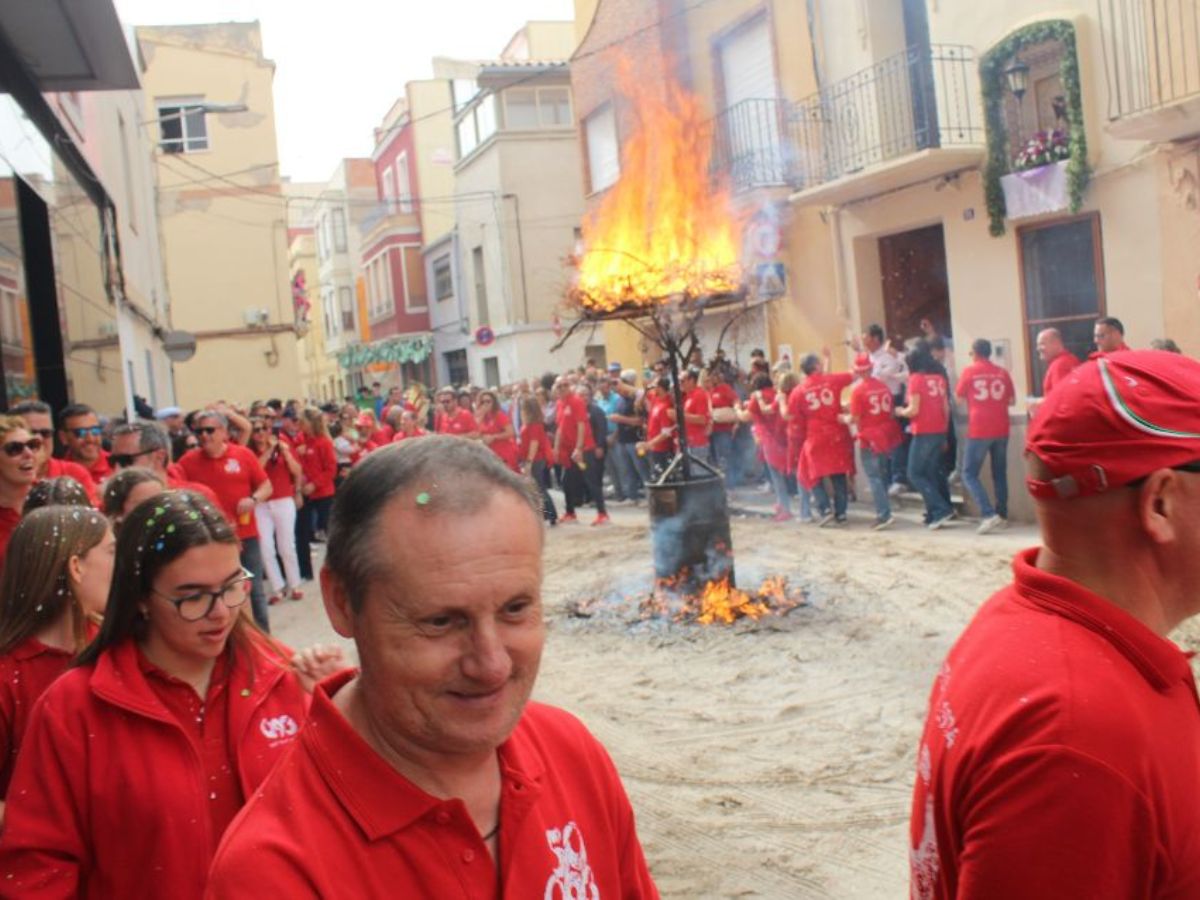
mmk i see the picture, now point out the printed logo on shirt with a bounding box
[225,458,242,474]
[258,713,299,746]
[544,821,599,900]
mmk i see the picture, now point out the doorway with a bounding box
[877,223,951,343]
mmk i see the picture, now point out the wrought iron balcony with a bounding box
[710,98,802,191]
[1098,0,1200,140]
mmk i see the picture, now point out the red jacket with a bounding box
[0,636,308,900]
[298,435,336,499]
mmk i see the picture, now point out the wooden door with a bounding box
[878,223,951,343]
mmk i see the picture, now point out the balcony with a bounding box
[711,99,802,192]
[1098,0,1200,141]
[787,44,985,207]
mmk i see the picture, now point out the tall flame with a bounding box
[574,69,743,312]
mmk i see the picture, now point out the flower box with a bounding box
[1000,159,1070,220]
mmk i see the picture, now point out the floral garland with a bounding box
[980,20,1090,236]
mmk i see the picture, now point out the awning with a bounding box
[0,0,140,92]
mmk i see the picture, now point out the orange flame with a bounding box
[639,569,802,625]
[573,68,743,313]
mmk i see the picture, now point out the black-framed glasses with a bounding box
[193,426,218,436]
[70,425,103,438]
[251,425,269,433]
[111,449,155,469]
[149,567,253,621]
[3,438,42,458]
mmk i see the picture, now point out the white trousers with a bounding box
[254,497,302,593]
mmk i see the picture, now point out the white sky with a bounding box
[113,0,576,182]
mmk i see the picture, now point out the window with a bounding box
[381,168,395,208]
[504,87,572,129]
[483,356,501,388]
[404,246,427,310]
[156,97,209,153]
[118,113,138,233]
[475,97,497,144]
[1,287,22,347]
[1019,213,1105,394]
[452,79,478,112]
[332,208,347,252]
[472,245,488,327]
[433,256,453,301]
[445,349,469,386]
[396,153,413,214]
[339,286,356,333]
[505,89,539,129]
[585,105,620,193]
[539,87,572,126]
[323,291,336,336]
[457,115,478,159]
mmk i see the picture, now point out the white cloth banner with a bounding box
[1000,160,1070,220]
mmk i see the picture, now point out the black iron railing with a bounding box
[710,98,802,190]
[1098,0,1200,119]
[792,43,982,190]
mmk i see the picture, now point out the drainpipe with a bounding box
[826,205,852,338]
[502,193,530,325]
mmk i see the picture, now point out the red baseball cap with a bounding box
[853,353,872,373]
[1026,351,1200,500]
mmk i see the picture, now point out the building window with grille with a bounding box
[339,286,356,333]
[155,97,209,154]
[1018,213,1105,394]
[433,256,453,301]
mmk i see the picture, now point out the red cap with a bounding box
[853,353,872,373]
[1026,351,1200,500]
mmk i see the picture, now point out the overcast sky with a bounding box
[113,0,575,182]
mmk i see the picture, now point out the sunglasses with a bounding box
[3,438,43,458]
[70,425,103,439]
[193,426,218,436]
[252,425,269,433]
[111,449,154,468]
[30,429,53,441]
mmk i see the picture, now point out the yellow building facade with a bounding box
[136,23,301,408]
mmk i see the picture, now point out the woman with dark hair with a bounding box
[518,394,557,524]
[101,467,167,531]
[0,491,343,897]
[741,372,792,521]
[476,389,520,472]
[899,345,955,529]
[22,476,93,514]
[248,417,304,605]
[296,407,337,544]
[0,507,112,819]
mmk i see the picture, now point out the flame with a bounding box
[573,67,743,313]
[638,569,802,625]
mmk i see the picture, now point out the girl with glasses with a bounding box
[0,491,345,897]
[0,506,113,827]
[0,415,40,573]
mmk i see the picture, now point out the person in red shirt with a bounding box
[638,378,677,479]
[0,507,112,819]
[390,409,427,444]
[705,367,740,485]
[207,437,657,899]
[476,389,520,472]
[552,380,603,525]
[742,373,792,521]
[56,403,112,484]
[0,491,345,900]
[294,407,337,567]
[898,345,954,529]
[668,367,712,457]
[11,401,98,504]
[434,388,480,438]
[796,350,855,526]
[247,419,305,605]
[847,354,903,530]
[178,412,274,631]
[955,338,1015,534]
[777,372,813,522]
[517,395,557,525]
[0,417,38,572]
[1092,315,1130,356]
[110,421,221,509]
[911,350,1200,898]
[1035,327,1080,400]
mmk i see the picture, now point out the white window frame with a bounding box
[332,208,348,253]
[155,96,209,154]
[396,152,413,214]
[585,104,620,194]
[433,255,453,302]
[338,285,356,333]
[381,167,396,211]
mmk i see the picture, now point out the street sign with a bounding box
[475,325,495,347]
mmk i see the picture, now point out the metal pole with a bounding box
[666,330,692,480]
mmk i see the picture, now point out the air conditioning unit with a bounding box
[243,307,270,327]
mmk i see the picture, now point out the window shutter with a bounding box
[586,106,619,193]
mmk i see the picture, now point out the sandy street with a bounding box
[271,500,1200,899]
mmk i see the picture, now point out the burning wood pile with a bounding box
[641,573,804,625]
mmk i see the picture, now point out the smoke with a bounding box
[648,471,735,587]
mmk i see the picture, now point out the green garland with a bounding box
[980,20,1091,236]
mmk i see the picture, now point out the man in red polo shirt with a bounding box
[110,421,221,509]
[1092,315,1130,356]
[847,354,902,530]
[178,411,273,631]
[911,350,1200,898]
[1035,327,1080,399]
[434,388,479,438]
[57,403,112,484]
[669,367,711,458]
[955,338,1015,535]
[12,400,98,504]
[208,437,657,898]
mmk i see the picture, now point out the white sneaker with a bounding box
[817,512,836,527]
[928,513,955,530]
[977,515,1004,535]
[887,483,905,498]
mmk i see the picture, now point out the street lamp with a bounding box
[1003,59,1030,149]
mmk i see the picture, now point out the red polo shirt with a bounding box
[42,458,98,506]
[177,445,269,541]
[908,373,949,436]
[555,393,595,464]
[436,409,478,437]
[910,548,1200,898]
[0,639,73,796]
[67,450,111,484]
[681,387,711,449]
[207,671,659,899]
[709,383,738,434]
[955,360,1014,440]
[1042,351,1080,396]
[849,377,902,455]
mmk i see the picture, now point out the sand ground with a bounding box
[271,497,1195,899]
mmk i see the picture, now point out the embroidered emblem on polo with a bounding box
[258,714,299,742]
[225,458,241,474]
[544,821,599,900]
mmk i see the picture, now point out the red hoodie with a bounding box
[0,635,308,899]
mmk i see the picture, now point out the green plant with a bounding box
[980,20,1090,236]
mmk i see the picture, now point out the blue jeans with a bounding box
[860,448,892,519]
[616,442,648,498]
[908,433,953,522]
[963,436,1008,519]
[531,460,558,523]
[240,537,269,632]
[709,430,735,486]
[812,475,848,519]
[766,464,791,514]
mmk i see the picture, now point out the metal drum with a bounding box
[646,469,735,589]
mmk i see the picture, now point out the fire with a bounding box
[573,67,744,313]
[640,570,802,625]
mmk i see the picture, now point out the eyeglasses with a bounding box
[252,426,268,433]
[3,438,42,458]
[193,426,218,436]
[149,567,253,621]
[111,449,155,469]
[70,425,103,439]
[30,429,53,441]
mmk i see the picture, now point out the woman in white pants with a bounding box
[249,417,305,604]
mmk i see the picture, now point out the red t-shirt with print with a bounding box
[178,444,269,540]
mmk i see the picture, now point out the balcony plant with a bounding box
[980,20,1090,236]
[1012,129,1071,171]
